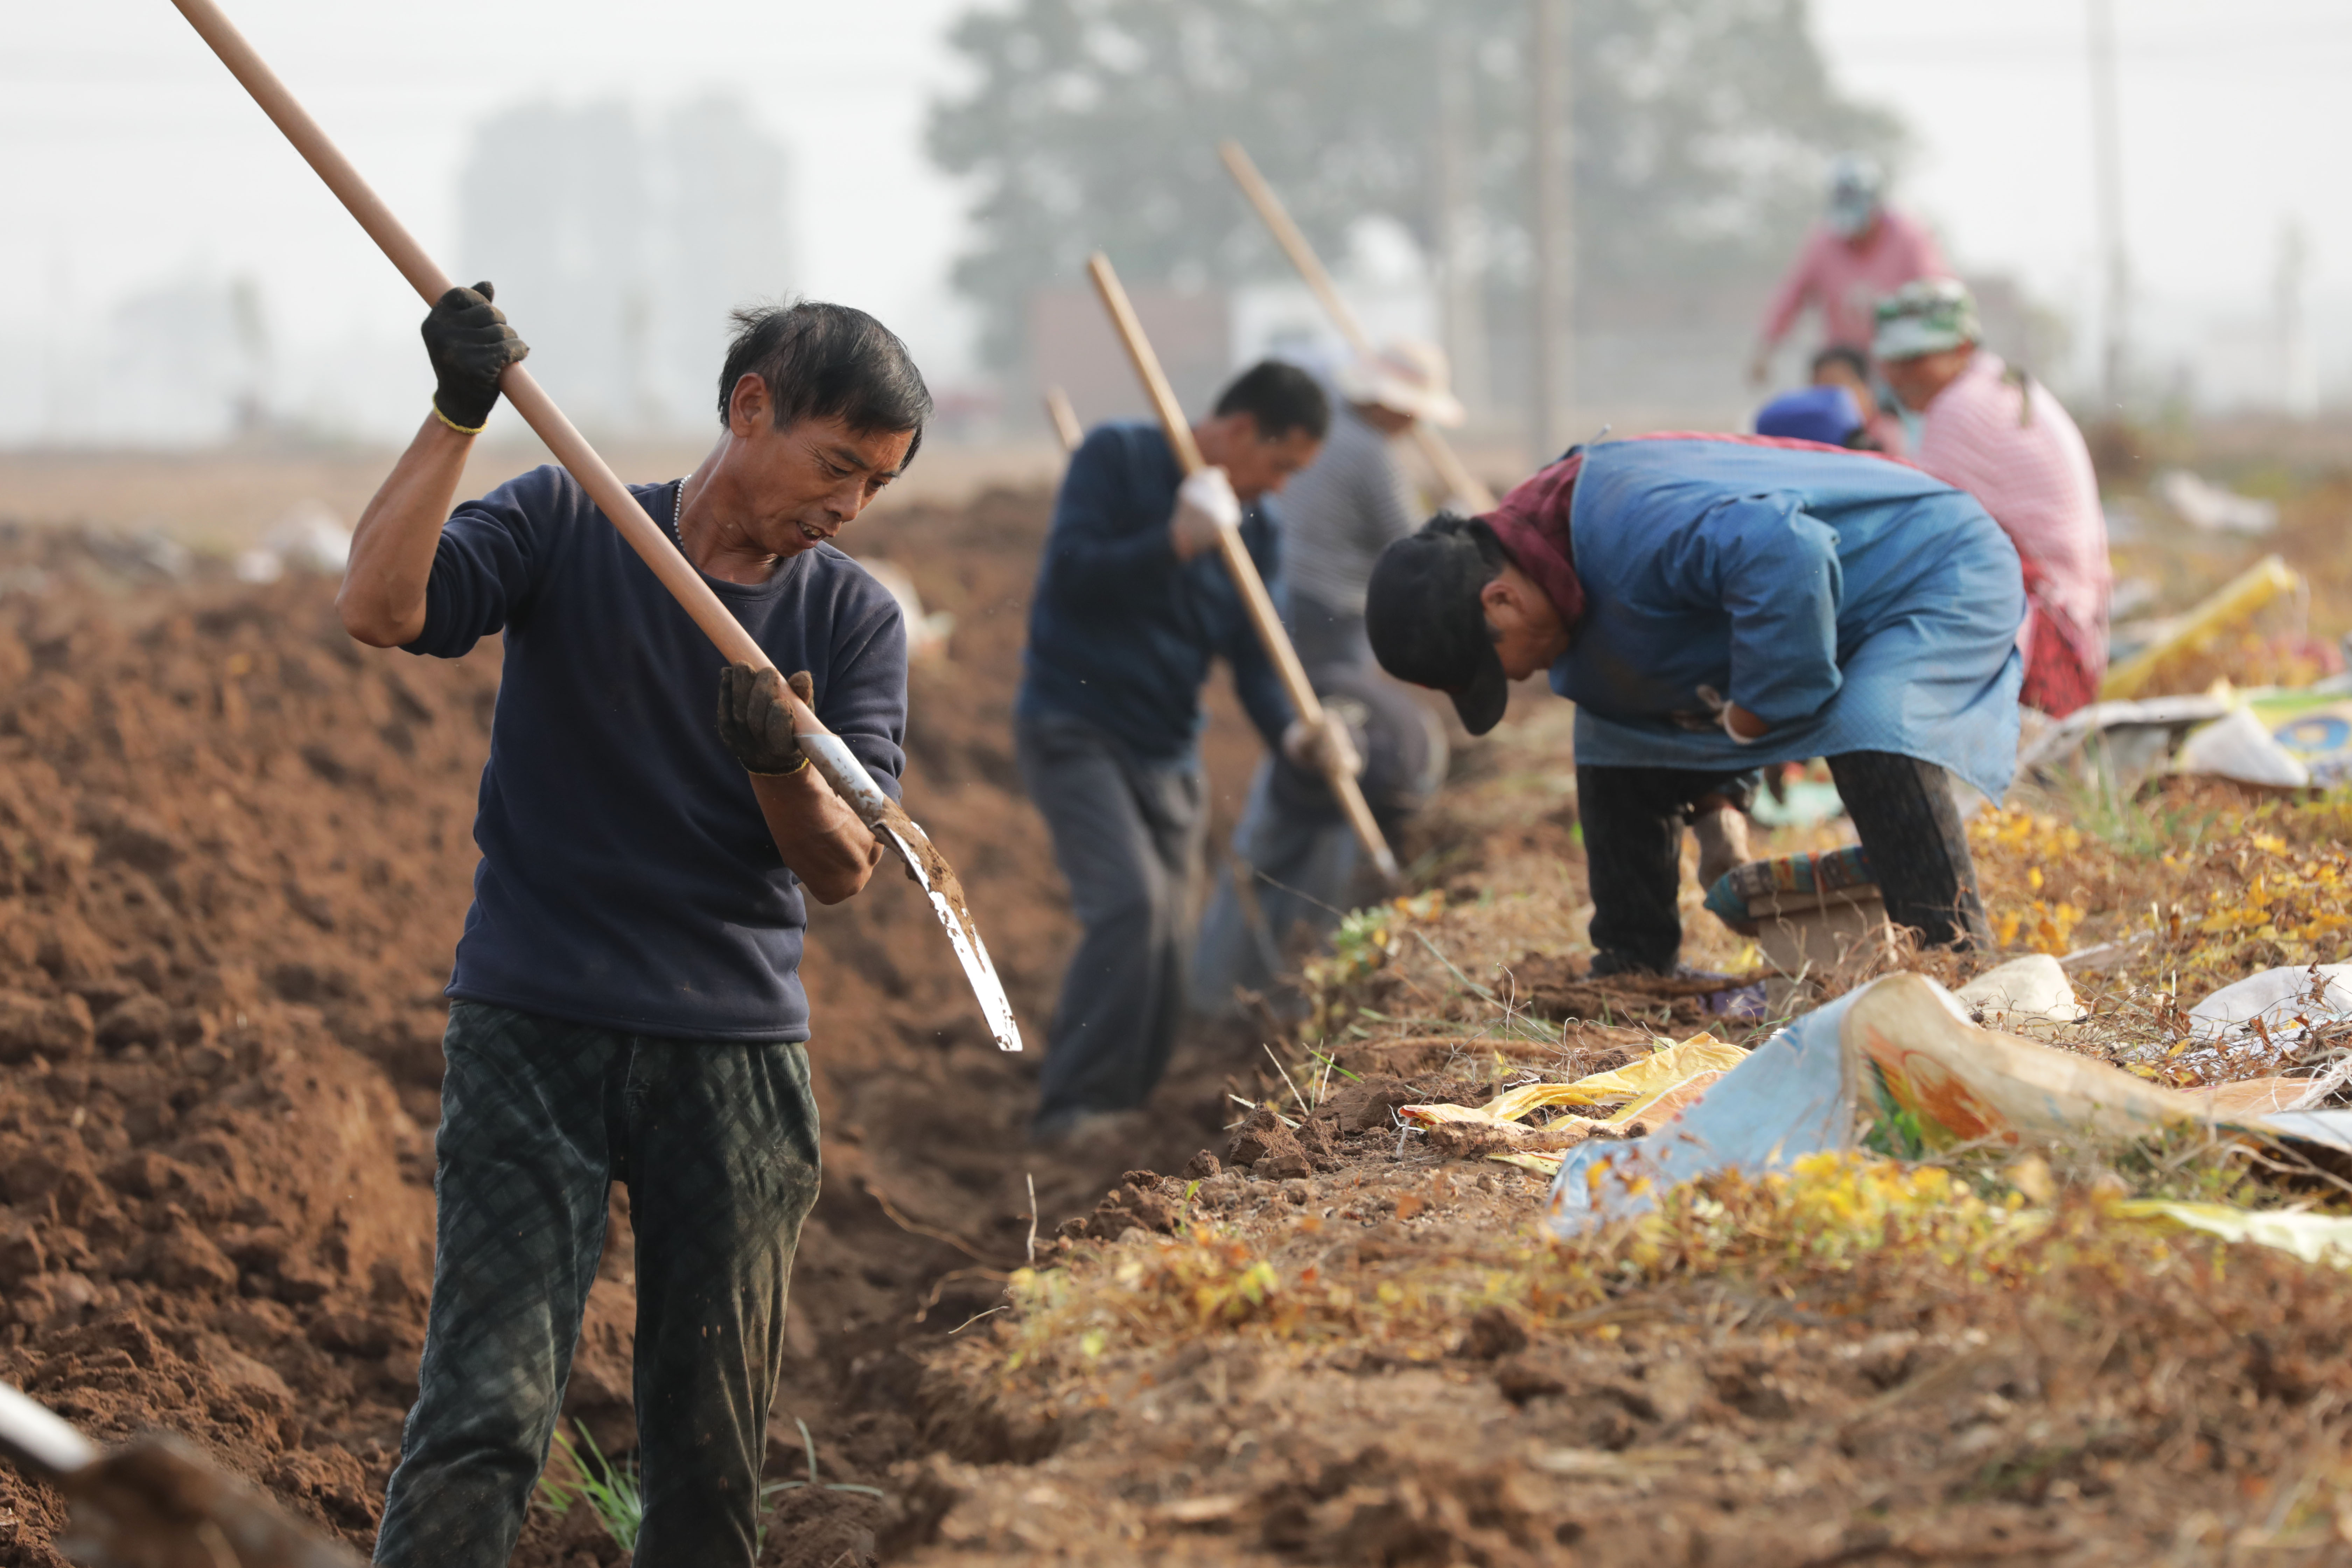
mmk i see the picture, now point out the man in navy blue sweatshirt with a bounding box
[1018,360,1350,1143]
[338,287,927,1568]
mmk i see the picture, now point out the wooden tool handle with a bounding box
[1043,385,1085,454]
[1217,140,1496,512]
[1085,253,1399,881]
[161,0,852,736]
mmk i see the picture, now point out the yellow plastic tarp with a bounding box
[2120,1200,2352,1269]
[1400,1033,1746,1135]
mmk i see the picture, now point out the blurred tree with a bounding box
[927,0,1902,372]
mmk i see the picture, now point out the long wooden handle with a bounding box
[1042,384,1085,454]
[166,0,799,699]
[168,0,1032,1052]
[1217,140,1496,513]
[1085,254,1398,881]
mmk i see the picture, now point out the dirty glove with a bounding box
[422,281,529,433]
[1281,711,1365,779]
[1677,684,1767,743]
[716,666,816,775]
[1168,466,1240,562]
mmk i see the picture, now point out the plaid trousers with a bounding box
[372,1001,821,1568]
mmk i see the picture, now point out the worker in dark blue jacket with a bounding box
[1017,360,1353,1142]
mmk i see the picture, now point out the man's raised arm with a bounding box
[338,284,528,647]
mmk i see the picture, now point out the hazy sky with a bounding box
[4,0,2347,433]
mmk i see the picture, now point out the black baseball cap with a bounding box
[1365,513,1512,735]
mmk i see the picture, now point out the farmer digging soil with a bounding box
[1017,360,1361,1143]
[337,286,929,1566]
[1366,435,2023,977]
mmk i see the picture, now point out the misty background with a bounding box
[4,0,2348,449]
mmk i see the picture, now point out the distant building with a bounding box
[83,273,269,447]
[457,97,795,433]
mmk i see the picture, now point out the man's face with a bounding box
[1878,345,1975,414]
[1198,413,1322,502]
[1479,567,1570,680]
[724,377,914,559]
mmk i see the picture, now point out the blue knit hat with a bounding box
[1755,385,1864,447]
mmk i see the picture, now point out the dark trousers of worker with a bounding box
[1016,712,1206,1133]
[372,1001,821,1568]
[1578,751,1990,975]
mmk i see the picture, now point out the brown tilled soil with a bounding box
[0,491,1284,1567]
[9,464,2351,1568]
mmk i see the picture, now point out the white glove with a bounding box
[1169,466,1241,562]
[1694,683,1760,745]
[1282,712,1365,778]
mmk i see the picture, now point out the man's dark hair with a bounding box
[1211,360,1330,443]
[1810,344,1872,384]
[718,300,934,467]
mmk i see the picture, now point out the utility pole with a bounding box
[1434,22,1488,424]
[2277,218,2317,420]
[2087,0,2128,411]
[1530,0,1572,457]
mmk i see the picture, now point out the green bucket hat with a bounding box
[1874,278,1981,362]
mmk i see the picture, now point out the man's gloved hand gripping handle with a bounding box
[1168,466,1241,563]
[717,666,817,776]
[422,282,530,434]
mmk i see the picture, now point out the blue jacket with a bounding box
[1018,421,1294,764]
[1559,437,2024,799]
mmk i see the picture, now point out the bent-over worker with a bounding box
[1018,361,1352,1142]
[1366,435,2022,977]
[1278,339,1464,667]
[343,287,928,1567]
[1875,278,2111,717]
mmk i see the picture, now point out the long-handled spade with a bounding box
[1085,252,1400,880]
[163,0,1020,1053]
[0,1381,361,1567]
[1217,140,1498,513]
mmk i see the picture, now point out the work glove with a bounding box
[1168,466,1240,562]
[1673,684,1766,743]
[1281,710,1365,780]
[716,666,816,775]
[422,281,529,433]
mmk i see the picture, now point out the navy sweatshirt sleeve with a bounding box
[406,469,553,656]
[1018,421,1297,764]
[1038,427,1184,594]
[398,465,907,1042]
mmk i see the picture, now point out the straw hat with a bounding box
[1334,338,1466,428]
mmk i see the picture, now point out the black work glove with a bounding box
[717,666,816,775]
[421,281,528,432]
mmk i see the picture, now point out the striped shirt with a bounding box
[1910,351,2110,692]
[1277,399,1418,616]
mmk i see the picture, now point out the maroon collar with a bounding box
[1480,453,1584,626]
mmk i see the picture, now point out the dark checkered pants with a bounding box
[372,1002,821,1568]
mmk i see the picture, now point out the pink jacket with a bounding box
[1911,351,2110,685]
[1760,210,1948,353]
